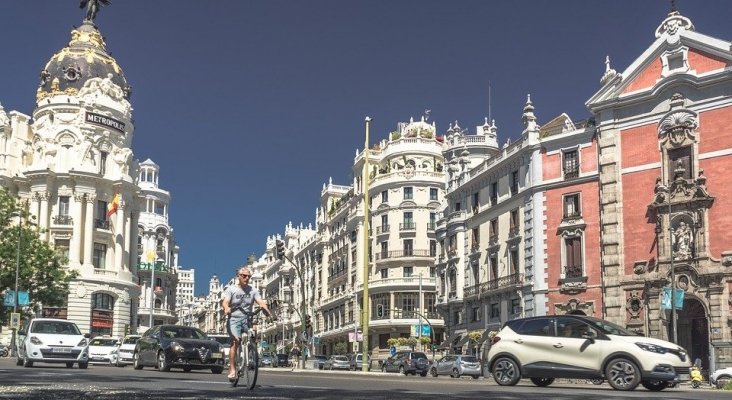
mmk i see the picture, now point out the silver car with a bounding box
[323,355,350,370]
[430,355,482,379]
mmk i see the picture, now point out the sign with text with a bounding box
[348,332,363,342]
[85,112,126,133]
[411,324,431,337]
[10,313,20,329]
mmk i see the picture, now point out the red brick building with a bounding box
[586,10,732,370]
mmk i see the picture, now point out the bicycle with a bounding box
[228,307,273,389]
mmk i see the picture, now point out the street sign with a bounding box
[313,336,320,345]
[9,313,20,329]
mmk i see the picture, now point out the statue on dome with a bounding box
[80,0,111,23]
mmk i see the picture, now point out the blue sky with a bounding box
[1,1,730,296]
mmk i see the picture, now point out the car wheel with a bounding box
[605,357,641,391]
[211,366,224,374]
[78,362,88,369]
[382,364,387,372]
[133,352,144,370]
[716,375,732,389]
[399,365,407,375]
[472,375,480,380]
[451,368,460,378]
[66,362,74,368]
[157,351,171,372]
[22,357,33,368]
[183,367,193,372]
[430,367,437,377]
[640,380,667,391]
[420,371,427,377]
[492,357,520,386]
[530,377,555,387]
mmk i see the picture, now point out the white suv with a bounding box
[16,318,90,369]
[487,315,691,391]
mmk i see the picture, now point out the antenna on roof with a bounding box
[488,81,492,122]
[670,0,677,13]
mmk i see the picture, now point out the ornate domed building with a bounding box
[0,7,179,337]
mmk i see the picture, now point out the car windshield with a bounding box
[333,356,348,361]
[585,317,642,336]
[412,352,427,359]
[90,338,118,346]
[31,321,81,335]
[460,356,479,362]
[123,336,140,345]
[277,354,288,360]
[162,327,207,340]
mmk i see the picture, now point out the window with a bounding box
[402,211,414,230]
[429,240,436,257]
[489,256,498,280]
[510,209,519,233]
[472,192,480,212]
[455,202,461,212]
[429,212,436,228]
[380,268,388,279]
[564,236,583,278]
[563,150,578,178]
[96,200,108,221]
[99,151,107,175]
[491,182,498,204]
[403,239,413,256]
[511,170,519,195]
[490,303,500,319]
[380,242,388,258]
[380,214,389,233]
[403,187,413,200]
[154,201,165,215]
[448,235,457,253]
[381,190,388,203]
[449,269,457,292]
[511,298,521,315]
[509,249,519,274]
[396,293,416,312]
[58,196,70,216]
[429,267,435,278]
[55,239,70,262]
[471,228,479,248]
[350,230,357,243]
[563,193,581,218]
[430,188,438,201]
[472,306,481,322]
[403,266,413,277]
[489,219,498,241]
[93,243,107,269]
[515,318,551,336]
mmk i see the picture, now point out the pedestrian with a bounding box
[291,345,301,370]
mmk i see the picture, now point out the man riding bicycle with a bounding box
[223,266,272,380]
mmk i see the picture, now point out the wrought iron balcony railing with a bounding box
[53,215,73,225]
[94,219,110,230]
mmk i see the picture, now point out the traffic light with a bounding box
[305,315,312,332]
[275,239,286,260]
[376,304,384,317]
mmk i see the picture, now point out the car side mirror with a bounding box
[581,331,596,343]
[84,333,91,338]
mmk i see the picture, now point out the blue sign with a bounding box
[313,336,320,345]
[661,288,684,310]
[390,346,396,357]
[3,291,15,307]
[18,291,29,306]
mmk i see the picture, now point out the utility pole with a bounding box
[361,116,371,372]
[669,199,677,344]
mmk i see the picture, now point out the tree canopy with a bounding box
[0,188,77,322]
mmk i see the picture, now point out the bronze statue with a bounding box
[80,0,111,22]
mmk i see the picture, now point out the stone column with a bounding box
[115,200,125,271]
[83,193,96,266]
[69,193,85,266]
[38,191,49,237]
[129,211,139,270]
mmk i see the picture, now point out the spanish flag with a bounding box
[106,193,120,218]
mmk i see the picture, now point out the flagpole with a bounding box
[361,116,371,372]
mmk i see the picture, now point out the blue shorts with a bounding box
[227,315,250,339]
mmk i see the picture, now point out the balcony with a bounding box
[509,226,520,237]
[563,210,582,220]
[376,225,390,234]
[560,265,587,294]
[400,222,416,231]
[564,167,579,179]
[374,249,432,261]
[477,272,524,294]
[427,223,436,231]
[94,218,110,230]
[464,284,479,298]
[52,215,73,225]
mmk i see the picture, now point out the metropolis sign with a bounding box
[85,112,125,133]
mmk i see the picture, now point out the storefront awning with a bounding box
[437,332,459,350]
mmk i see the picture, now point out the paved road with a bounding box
[0,358,725,400]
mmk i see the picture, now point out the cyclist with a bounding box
[223,266,272,380]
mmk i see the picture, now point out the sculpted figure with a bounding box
[673,221,693,259]
[80,0,110,22]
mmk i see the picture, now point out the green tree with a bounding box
[0,189,77,322]
[333,341,348,355]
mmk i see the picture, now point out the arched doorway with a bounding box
[671,296,709,370]
[90,292,115,337]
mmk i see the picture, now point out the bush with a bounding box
[723,380,732,390]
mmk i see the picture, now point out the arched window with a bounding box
[90,292,115,337]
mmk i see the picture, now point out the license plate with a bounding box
[678,374,690,381]
[212,352,222,358]
[52,348,72,353]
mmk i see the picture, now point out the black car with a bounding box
[381,351,429,376]
[274,353,290,367]
[133,325,225,374]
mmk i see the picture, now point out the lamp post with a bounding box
[148,258,162,329]
[187,302,194,327]
[669,200,677,344]
[361,116,372,372]
[418,273,422,343]
[9,212,22,357]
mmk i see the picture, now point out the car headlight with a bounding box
[77,338,88,347]
[636,342,667,354]
[170,341,184,352]
[30,336,43,345]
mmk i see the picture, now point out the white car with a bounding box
[207,334,231,365]
[110,334,141,367]
[16,318,90,368]
[711,367,732,389]
[88,336,119,364]
[487,315,691,391]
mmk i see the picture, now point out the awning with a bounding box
[437,332,459,350]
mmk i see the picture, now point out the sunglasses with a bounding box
[239,274,251,277]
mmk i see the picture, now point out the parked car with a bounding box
[429,354,482,379]
[88,336,119,364]
[207,334,232,365]
[323,355,350,370]
[711,367,732,388]
[381,351,429,376]
[313,354,328,369]
[259,353,274,367]
[16,318,90,369]
[133,325,225,374]
[487,315,691,391]
[274,353,290,367]
[110,334,141,366]
[349,353,371,371]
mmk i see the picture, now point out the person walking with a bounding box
[290,345,301,370]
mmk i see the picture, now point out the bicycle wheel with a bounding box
[243,342,259,390]
[230,345,242,387]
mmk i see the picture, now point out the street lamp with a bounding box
[9,212,22,357]
[148,258,163,329]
